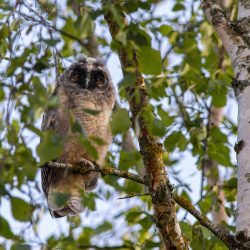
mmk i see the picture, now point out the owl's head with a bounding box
[62,56,114,92]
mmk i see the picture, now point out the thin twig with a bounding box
[118,193,150,200]
[77,244,133,250]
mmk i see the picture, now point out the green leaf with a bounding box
[190,127,205,155]
[11,243,31,250]
[80,138,98,160]
[164,131,188,152]
[0,216,15,239]
[51,192,70,208]
[150,118,166,137]
[118,73,136,99]
[26,125,42,136]
[95,221,113,234]
[11,197,32,222]
[77,227,94,244]
[43,38,60,46]
[158,25,172,36]
[198,194,212,214]
[173,3,185,11]
[33,60,48,73]
[47,96,59,108]
[84,193,97,211]
[127,24,151,46]
[158,109,174,127]
[104,175,123,191]
[124,179,143,193]
[137,47,162,75]
[36,131,63,165]
[110,108,131,135]
[126,211,141,224]
[212,94,227,107]
[71,120,87,137]
[210,127,227,144]
[139,216,151,231]
[225,177,237,188]
[118,73,136,89]
[0,88,5,102]
[124,1,150,13]
[207,133,232,167]
[209,80,228,107]
[83,108,101,115]
[74,13,93,38]
[208,144,231,166]
[119,151,141,171]
[90,136,106,146]
[180,221,192,239]
[6,56,26,76]
[61,17,78,37]
[144,241,161,248]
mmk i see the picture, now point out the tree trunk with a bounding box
[102,1,188,248]
[203,0,250,235]
[235,1,250,235]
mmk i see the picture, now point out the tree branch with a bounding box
[46,161,146,185]
[77,244,133,249]
[100,1,187,249]
[118,193,150,200]
[45,161,245,249]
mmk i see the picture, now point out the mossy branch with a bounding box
[101,0,187,249]
[45,161,242,249]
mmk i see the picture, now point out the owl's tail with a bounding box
[48,187,84,218]
[43,167,85,218]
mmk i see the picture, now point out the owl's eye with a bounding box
[69,67,87,88]
[89,70,108,89]
[72,73,80,81]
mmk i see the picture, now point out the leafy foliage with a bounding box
[0,0,238,249]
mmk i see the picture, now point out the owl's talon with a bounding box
[78,158,95,174]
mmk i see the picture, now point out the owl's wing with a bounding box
[41,107,57,132]
[41,107,58,198]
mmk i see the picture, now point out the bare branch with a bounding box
[118,193,150,200]
[46,161,146,185]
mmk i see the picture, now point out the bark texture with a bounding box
[101,1,187,249]
[202,0,250,238]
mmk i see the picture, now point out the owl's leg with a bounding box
[78,158,99,191]
[78,158,95,174]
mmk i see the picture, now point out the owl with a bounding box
[41,56,115,218]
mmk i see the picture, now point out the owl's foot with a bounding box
[78,158,95,174]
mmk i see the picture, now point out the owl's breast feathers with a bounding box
[61,84,114,164]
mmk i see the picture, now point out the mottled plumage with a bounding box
[41,57,115,218]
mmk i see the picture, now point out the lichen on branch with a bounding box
[46,161,249,249]
[101,1,187,248]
